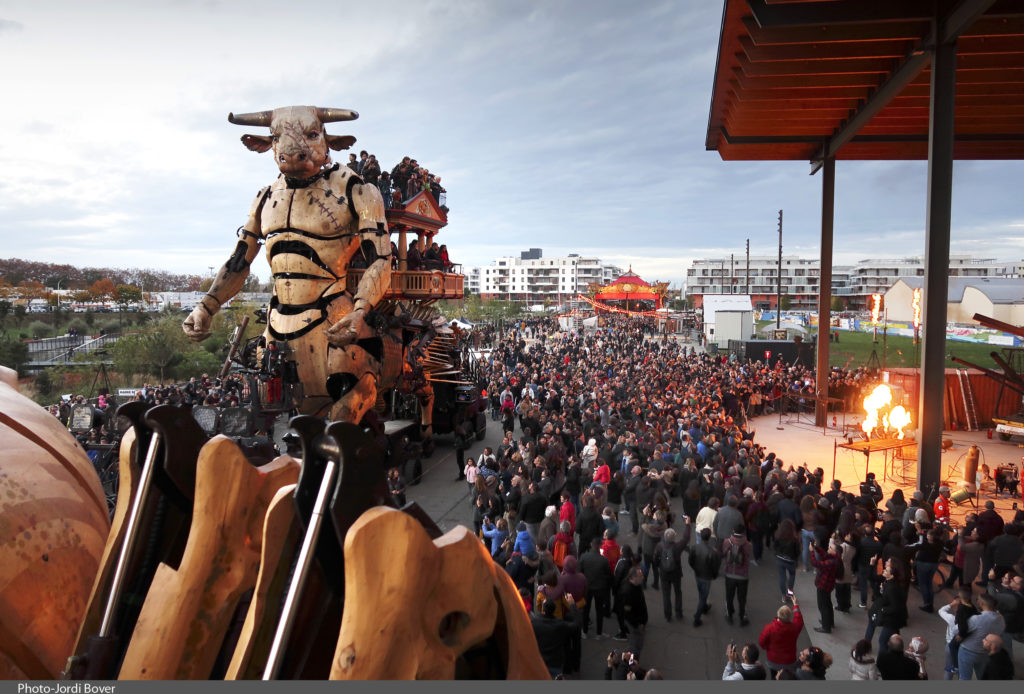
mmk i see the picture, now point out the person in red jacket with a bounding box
[933,486,951,526]
[759,597,805,678]
[600,529,621,573]
[559,490,576,536]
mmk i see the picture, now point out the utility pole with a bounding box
[777,209,783,329]
[745,239,750,295]
[730,254,734,294]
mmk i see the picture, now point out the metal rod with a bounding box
[99,431,162,638]
[777,210,783,328]
[262,457,337,680]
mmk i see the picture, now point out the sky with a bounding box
[2,0,1023,290]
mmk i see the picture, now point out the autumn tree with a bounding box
[89,278,116,303]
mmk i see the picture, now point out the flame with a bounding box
[861,384,913,439]
[887,405,912,439]
[861,384,892,436]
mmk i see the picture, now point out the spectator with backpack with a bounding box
[722,524,753,626]
[689,527,722,627]
[654,523,689,622]
[548,520,577,570]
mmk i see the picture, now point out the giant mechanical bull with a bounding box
[183,106,431,435]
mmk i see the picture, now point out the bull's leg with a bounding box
[328,373,377,425]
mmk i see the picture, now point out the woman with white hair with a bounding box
[582,438,599,470]
[538,505,559,550]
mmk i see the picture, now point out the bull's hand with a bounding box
[325,308,366,347]
[182,305,213,342]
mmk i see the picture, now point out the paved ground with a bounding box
[402,404,1024,679]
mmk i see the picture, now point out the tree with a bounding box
[830,296,847,312]
[114,284,143,310]
[89,278,116,303]
[144,315,190,382]
[110,332,148,380]
[242,273,262,293]
[779,293,792,311]
[18,280,48,301]
[0,300,10,335]
[198,277,214,292]
[0,338,30,376]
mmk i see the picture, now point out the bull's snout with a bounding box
[275,147,324,177]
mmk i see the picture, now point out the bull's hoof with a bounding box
[420,436,435,458]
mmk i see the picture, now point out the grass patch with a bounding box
[755,321,1006,370]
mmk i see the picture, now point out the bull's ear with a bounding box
[241,134,274,153]
[326,135,356,151]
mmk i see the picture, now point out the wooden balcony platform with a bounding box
[347,269,464,302]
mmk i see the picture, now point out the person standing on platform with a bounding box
[722,525,753,627]
[619,565,649,657]
[810,536,840,634]
[689,527,721,627]
[759,599,804,678]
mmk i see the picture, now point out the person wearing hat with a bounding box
[934,486,951,526]
[722,524,753,626]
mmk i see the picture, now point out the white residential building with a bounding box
[474,250,622,303]
[685,253,1015,311]
[685,255,842,311]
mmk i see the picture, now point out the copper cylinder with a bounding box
[963,444,980,490]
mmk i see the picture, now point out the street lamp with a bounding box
[55,279,64,336]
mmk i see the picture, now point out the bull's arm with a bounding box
[183,192,266,341]
[325,183,390,347]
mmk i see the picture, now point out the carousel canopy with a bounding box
[591,269,669,306]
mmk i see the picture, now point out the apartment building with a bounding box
[472,250,622,303]
[684,255,841,311]
[686,253,1016,311]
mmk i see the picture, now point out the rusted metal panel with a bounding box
[881,367,1023,431]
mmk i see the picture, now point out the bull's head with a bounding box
[228,106,358,179]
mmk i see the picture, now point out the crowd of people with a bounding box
[39,311,1023,679]
[455,315,1022,679]
[344,150,447,212]
[49,372,254,451]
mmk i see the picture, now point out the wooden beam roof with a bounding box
[706,0,1024,163]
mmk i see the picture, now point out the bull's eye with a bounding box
[272,135,280,142]
[308,131,319,139]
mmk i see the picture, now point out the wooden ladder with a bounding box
[957,368,979,431]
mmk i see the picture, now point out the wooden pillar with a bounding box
[397,224,408,272]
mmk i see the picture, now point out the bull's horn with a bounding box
[316,108,359,123]
[227,110,274,126]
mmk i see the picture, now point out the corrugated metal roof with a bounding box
[893,276,1024,303]
[702,294,754,313]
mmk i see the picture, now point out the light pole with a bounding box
[55,279,64,336]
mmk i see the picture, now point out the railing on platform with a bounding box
[346,269,464,301]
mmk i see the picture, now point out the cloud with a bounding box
[1,2,1022,290]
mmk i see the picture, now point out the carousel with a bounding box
[580,268,669,317]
